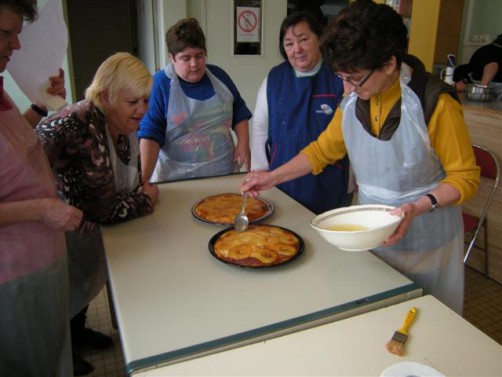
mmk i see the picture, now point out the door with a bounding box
[65,0,136,100]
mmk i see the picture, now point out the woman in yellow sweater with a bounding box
[241,1,480,314]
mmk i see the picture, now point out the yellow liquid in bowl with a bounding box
[326,224,368,231]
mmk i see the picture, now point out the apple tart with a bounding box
[192,193,273,225]
[210,224,304,268]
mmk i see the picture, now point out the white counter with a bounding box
[134,295,501,377]
[101,174,421,376]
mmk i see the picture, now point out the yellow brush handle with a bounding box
[399,307,417,334]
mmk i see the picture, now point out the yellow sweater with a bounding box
[301,78,480,204]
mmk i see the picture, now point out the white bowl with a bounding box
[310,205,403,252]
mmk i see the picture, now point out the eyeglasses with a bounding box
[336,69,375,88]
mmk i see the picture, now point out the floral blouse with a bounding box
[36,100,154,225]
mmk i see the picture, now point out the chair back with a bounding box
[473,145,500,213]
[474,146,499,181]
[463,144,500,265]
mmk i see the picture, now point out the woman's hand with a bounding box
[240,170,277,197]
[234,140,250,172]
[25,68,67,126]
[381,204,418,246]
[46,68,66,99]
[383,184,461,246]
[39,198,83,231]
[143,182,159,206]
[233,120,250,172]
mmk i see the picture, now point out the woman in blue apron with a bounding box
[139,18,252,183]
[251,11,351,214]
[241,2,480,314]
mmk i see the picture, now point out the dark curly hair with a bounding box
[279,11,323,61]
[165,18,206,58]
[321,1,408,73]
[0,0,38,22]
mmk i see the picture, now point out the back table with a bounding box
[101,174,421,375]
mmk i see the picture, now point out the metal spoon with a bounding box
[234,191,249,232]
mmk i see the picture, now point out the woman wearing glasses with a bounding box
[242,1,480,314]
[250,11,351,214]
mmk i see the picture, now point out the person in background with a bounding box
[36,52,159,375]
[251,11,351,214]
[138,17,252,183]
[287,0,327,28]
[242,0,480,314]
[0,0,83,375]
[454,33,502,101]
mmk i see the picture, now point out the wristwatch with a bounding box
[425,193,439,212]
[31,103,48,117]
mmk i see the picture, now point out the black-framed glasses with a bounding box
[336,69,375,88]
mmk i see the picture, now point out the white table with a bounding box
[133,295,502,376]
[101,174,421,376]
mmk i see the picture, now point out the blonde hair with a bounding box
[85,52,152,112]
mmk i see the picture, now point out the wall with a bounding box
[6,0,501,109]
[458,0,502,64]
[406,0,502,71]
[4,0,72,112]
[407,0,441,71]
[136,0,157,73]
[136,0,286,113]
[204,0,286,113]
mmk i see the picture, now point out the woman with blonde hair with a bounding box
[37,52,159,375]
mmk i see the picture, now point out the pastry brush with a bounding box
[386,306,417,356]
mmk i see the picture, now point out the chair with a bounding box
[463,144,500,276]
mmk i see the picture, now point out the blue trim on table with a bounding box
[126,283,420,376]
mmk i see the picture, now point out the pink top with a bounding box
[0,90,65,283]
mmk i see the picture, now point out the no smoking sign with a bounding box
[236,7,260,42]
[238,10,257,32]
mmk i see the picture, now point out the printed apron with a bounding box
[152,64,237,182]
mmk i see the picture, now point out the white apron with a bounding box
[152,64,237,182]
[106,126,140,193]
[0,102,72,376]
[341,65,464,313]
[66,126,140,317]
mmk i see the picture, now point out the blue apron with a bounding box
[267,62,350,214]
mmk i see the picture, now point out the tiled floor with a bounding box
[463,266,502,344]
[81,288,124,377]
[82,265,502,377]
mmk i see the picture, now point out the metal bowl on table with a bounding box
[464,83,494,102]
